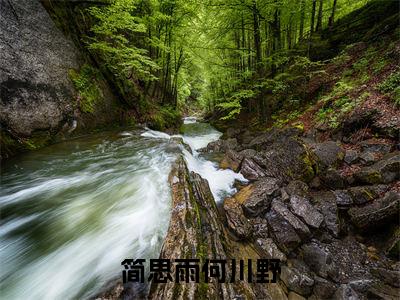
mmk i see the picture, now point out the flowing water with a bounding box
[0,119,246,299]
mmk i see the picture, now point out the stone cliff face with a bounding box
[0,0,121,159]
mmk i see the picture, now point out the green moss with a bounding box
[301,152,316,182]
[68,64,103,113]
[365,171,382,184]
[148,106,182,131]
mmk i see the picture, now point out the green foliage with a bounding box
[87,0,159,81]
[217,89,255,120]
[353,57,369,72]
[148,106,182,130]
[272,110,302,128]
[378,71,400,93]
[372,58,387,74]
[69,64,103,113]
[378,71,400,107]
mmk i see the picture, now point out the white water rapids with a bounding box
[0,118,246,299]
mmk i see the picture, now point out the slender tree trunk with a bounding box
[241,13,246,71]
[308,0,317,57]
[252,0,262,75]
[299,0,306,40]
[271,7,281,53]
[328,0,338,28]
[310,0,317,33]
[316,0,323,32]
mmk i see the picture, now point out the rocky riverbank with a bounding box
[93,115,399,300]
[197,122,399,299]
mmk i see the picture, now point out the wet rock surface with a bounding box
[129,121,399,299]
[199,123,400,299]
[0,0,121,159]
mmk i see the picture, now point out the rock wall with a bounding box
[0,0,122,159]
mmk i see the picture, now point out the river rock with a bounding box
[344,149,360,164]
[311,141,344,169]
[301,241,333,279]
[202,138,239,153]
[219,149,242,172]
[266,199,310,253]
[359,151,377,165]
[348,184,389,205]
[251,217,269,238]
[289,195,324,229]
[149,156,257,299]
[303,237,374,284]
[360,139,393,154]
[312,191,340,237]
[280,265,314,296]
[0,0,78,138]
[285,180,310,198]
[320,168,346,189]
[240,157,267,181]
[242,177,281,217]
[333,190,353,207]
[354,152,400,184]
[348,191,400,229]
[255,238,287,262]
[169,136,192,154]
[223,197,252,239]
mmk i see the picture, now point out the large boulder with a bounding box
[347,185,389,205]
[219,149,242,172]
[0,0,121,158]
[241,178,281,217]
[242,128,318,183]
[0,0,78,138]
[348,191,400,229]
[310,141,344,170]
[200,138,239,153]
[354,153,400,184]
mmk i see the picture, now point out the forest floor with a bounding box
[189,24,400,300]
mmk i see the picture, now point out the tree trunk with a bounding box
[308,0,317,57]
[299,0,306,40]
[316,0,323,32]
[252,0,261,75]
[328,0,338,28]
[310,0,317,33]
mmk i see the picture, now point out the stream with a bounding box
[0,118,246,299]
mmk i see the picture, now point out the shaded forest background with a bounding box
[42,0,398,130]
